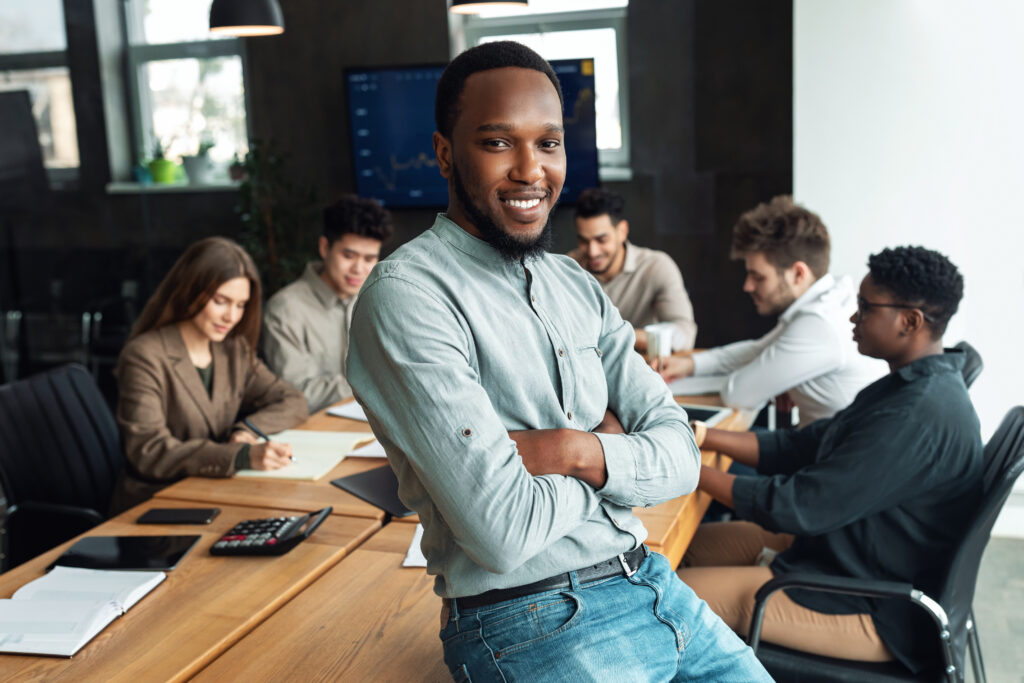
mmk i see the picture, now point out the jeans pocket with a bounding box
[480,592,584,659]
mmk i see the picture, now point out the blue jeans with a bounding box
[439,551,770,682]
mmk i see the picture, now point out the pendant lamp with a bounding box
[210,0,285,37]
[450,1,528,14]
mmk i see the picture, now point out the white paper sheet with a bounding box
[348,439,387,459]
[668,374,727,397]
[326,401,368,422]
[235,430,368,481]
[402,524,427,568]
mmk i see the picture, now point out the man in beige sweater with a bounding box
[570,187,697,351]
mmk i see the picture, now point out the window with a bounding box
[456,0,630,174]
[124,0,248,173]
[0,0,80,179]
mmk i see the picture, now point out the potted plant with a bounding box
[182,133,217,185]
[147,139,178,184]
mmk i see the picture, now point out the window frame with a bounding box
[459,7,630,174]
[0,45,80,188]
[121,0,251,173]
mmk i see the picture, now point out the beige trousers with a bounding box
[677,521,894,663]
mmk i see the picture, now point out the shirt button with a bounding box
[531,295,536,303]
[596,349,603,357]
[557,348,564,357]
[567,411,573,421]
[462,428,473,437]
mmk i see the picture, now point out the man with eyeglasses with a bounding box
[676,246,984,676]
[655,195,884,426]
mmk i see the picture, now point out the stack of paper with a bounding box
[668,374,727,397]
[403,524,427,568]
[0,567,165,656]
[326,402,368,422]
[348,439,387,459]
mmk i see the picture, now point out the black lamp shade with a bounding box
[210,0,285,36]
[450,0,529,14]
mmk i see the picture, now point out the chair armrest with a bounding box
[5,501,106,528]
[747,572,949,655]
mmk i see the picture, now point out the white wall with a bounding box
[794,0,1024,447]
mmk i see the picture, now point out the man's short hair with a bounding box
[435,40,563,139]
[730,195,830,277]
[323,195,393,245]
[574,187,625,224]
[868,246,963,338]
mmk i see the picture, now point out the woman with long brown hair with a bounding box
[113,237,307,510]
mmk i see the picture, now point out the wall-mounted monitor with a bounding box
[345,59,600,208]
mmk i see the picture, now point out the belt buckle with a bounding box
[617,552,638,577]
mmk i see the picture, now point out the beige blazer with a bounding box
[112,324,308,510]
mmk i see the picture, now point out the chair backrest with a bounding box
[952,341,983,388]
[0,363,123,517]
[938,406,1024,674]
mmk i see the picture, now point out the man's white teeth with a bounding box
[504,198,541,209]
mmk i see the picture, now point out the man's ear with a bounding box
[900,308,925,336]
[791,260,813,287]
[433,131,453,179]
[618,219,629,242]
[318,236,329,261]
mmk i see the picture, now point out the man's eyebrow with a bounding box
[475,122,565,133]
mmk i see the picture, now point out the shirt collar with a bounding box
[431,214,524,269]
[302,261,353,310]
[896,348,966,382]
[779,272,836,323]
[620,241,640,275]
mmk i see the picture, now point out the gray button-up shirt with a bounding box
[262,262,354,412]
[348,215,700,598]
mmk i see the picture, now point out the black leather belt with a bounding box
[454,546,649,610]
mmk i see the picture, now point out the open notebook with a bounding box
[0,566,165,657]
[235,430,373,480]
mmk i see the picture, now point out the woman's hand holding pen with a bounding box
[249,442,294,470]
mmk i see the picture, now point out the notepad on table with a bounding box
[0,566,165,656]
[234,430,370,481]
[326,401,368,422]
[668,374,727,397]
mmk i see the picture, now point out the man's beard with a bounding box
[452,164,554,262]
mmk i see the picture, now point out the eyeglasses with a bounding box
[856,296,935,323]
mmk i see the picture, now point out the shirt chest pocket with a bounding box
[571,344,608,429]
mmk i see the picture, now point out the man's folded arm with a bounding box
[592,287,703,508]
[348,275,602,575]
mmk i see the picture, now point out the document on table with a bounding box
[0,567,165,656]
[348,438,387,459]
[668,374,727,397]
[235,430,370,481]
[403,524,427,568]
[326,401,368,422]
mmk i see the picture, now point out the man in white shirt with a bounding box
[657,196,883,426]
[570,188,697,351]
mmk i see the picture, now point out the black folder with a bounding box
[331,465,413,517]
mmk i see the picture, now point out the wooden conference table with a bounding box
[0,396,749,682]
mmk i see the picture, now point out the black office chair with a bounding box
[953,341,983,389]
[0,364,125,570]
[747,406,1024,683]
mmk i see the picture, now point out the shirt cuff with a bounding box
[755,430,783,475]
[593,432,636,502]
[691,350,720,376]
[731,474,762,521]
[234,444,252,471]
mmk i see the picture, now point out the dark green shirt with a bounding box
[733,350,983,673]
[195,362,250,471]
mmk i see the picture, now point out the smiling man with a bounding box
[347,42,768,681]
[571,187,697,351]
[657,195,883,426]
[262,194,392,412]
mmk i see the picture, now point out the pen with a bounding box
[243,419,295,462]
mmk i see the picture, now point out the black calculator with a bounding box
[210,506,332,556]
